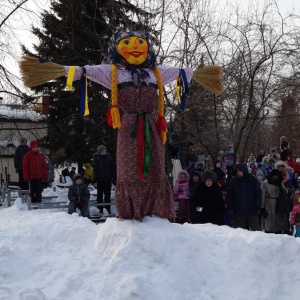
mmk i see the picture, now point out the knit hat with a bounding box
[73,173,82,181]
[97,145,107,153]
[296,158,300,163]
[201,170,217,183]
[235,163,248,174]
[30,140,39,149]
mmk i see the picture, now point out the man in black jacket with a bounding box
[14,138,30,190]
[227,163,262,231]
[93,145,116,215]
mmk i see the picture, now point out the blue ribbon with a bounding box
[79,67,86,115]
[179,69,189,110]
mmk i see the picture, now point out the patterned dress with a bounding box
[67,64,193,220]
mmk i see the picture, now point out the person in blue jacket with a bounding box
[227,163,262,231]
[68,174,90,218]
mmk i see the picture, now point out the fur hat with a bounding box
[274,160,287,169]
[267,169,283,183]
[30,140,39,149]
[73,173,82,181]
[97,145,107,153]
[280,136,288,142]
[201,171,217,183]
[267,156,276,164]
[177,170,190,182]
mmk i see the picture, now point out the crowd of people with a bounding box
[173,136,300,237]
[14,139,116,219]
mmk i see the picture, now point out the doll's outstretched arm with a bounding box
[20,55,112,89]
[192,65,224,95]
[158,64,223,95]
[19,55,66,88]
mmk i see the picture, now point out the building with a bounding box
[0,102,48,184]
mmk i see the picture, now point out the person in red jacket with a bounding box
[23,141,48,203]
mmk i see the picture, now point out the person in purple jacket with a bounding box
[174,170,191,223]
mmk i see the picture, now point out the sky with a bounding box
[0,188,300,300]
[2,0,300,94]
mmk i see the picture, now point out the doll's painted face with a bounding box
[117,36,148,65]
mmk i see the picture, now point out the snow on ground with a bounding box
[0,198,300,300]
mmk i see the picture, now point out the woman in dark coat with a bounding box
[212,160,226,189]
[192,171,225,225]
[189,170,202,223]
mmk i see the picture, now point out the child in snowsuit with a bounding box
[290,197,300,237]
[68,174,90,218]
[174,170,191,223]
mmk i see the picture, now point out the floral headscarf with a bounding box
[102,31,157,86]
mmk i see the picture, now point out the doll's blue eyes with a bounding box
[123,39,144,45]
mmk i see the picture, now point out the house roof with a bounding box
[0,104,46,121]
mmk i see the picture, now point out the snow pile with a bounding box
[0,202,299,299]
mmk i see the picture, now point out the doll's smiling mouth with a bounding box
[128,52,144,57]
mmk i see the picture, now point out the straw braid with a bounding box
[109,64,121,128]
[154,66,167,144]
[154,66,164,118]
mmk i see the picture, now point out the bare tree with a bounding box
[152,0,300,161]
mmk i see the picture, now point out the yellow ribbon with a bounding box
[84,76,89,116]
[66,66,76,91]
[175,77,181,104]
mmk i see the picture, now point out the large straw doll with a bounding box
[20,31,223,221]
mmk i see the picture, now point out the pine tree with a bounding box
[24,0,155,167]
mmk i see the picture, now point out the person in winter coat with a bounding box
[290,197,300,237]
[83,162,94,185]
[225,145,234,183]
[260,169,289,233]
[248,162,258,175]
[14,137,30,190]
[212,160,226,189]
[189,170,202,223]
[259,156,274,179]
[93,145,116,215]
[227,163,262,231]
[292,178,300,208]
[216,151,227,173]
[256,150,266,164]
[192,171,224,225]
[174,170,191,223]
[279,136,293,161]
[69,167,76,181]
[185,146,198,174]
[22,141,48,203]
[68,174,90,218]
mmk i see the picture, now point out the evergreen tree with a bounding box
[24,0,155,167]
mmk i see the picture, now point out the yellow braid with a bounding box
[154,66,164,118]
[111,64,118,106]
[110,64,121,128]
[154,66,166,144]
